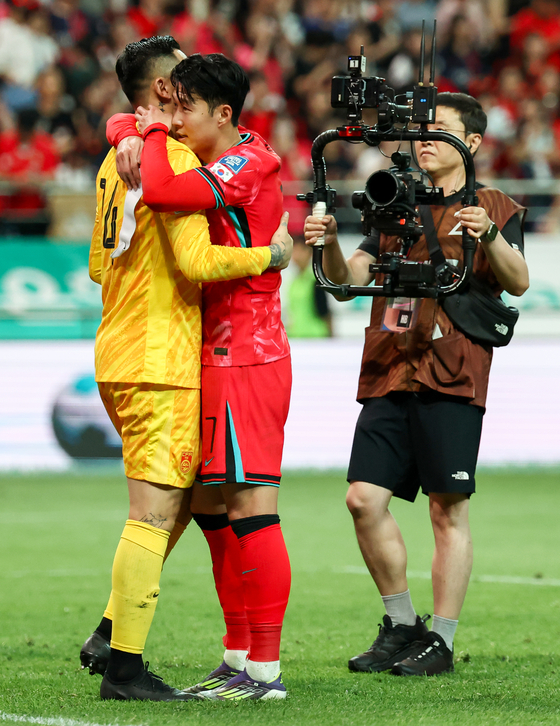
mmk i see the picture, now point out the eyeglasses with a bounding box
[409,125,467,136]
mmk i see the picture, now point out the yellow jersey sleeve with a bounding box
[161,140,271,282]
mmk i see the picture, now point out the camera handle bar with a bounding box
[299,127,478,299]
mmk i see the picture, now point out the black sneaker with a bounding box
[348,614,431,673]
[391,631,454,676]
[100,662,201,701]
[80,631,110,676]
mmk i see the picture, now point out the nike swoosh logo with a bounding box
[204,457,214,466]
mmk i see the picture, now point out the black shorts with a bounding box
[347,391,484,502]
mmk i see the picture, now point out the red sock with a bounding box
[237,523,291,662]
[201,524,250,652]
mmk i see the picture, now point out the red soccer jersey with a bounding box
[107,115,290,367]
[200,132,289,367]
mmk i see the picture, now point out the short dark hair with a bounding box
[436,92,487,137]
[171,53,250,127]
[116,35,180,105]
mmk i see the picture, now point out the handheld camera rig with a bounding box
[297,21,478,299]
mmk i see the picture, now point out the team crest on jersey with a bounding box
[180,450,194,474]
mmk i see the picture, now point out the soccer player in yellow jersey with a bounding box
[85,36,292,702]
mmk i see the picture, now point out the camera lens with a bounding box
[365,169,406,206]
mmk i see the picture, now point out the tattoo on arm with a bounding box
[139,513,167,528]
[269,242,285,267]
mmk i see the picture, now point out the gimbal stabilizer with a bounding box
[298,22,478,299]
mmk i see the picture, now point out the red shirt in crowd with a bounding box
[0,129,59,179]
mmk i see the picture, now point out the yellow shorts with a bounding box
[98,382,200,489]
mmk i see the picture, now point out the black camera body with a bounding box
[331,75,387,112]
[352,151,444,247]
[331,54,394,122]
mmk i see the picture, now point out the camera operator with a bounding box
[304,92,529,676]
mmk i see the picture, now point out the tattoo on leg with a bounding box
[139,513,167,528]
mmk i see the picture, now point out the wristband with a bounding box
[141,122,169,140]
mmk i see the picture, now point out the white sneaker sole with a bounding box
[258,689,287,700]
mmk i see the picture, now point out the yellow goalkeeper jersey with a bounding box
[89,137,271,388]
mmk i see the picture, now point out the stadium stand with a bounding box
[0,0,559,235]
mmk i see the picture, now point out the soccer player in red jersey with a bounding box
[106,53,292,701]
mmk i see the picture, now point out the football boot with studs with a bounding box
[100,661,201,701]
[211,670,287,701]
[182,661,243,697]
[80,631,110,676]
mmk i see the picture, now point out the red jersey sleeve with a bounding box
[205,145,271,208]
[106,113,140,147]
[140,126,218,212]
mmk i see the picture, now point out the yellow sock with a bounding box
[110,520,170,654]
[103,517,188,622]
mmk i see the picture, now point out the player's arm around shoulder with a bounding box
[161,142,276,283]
[164,210,294,283]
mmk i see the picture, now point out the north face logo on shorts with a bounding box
[451,471,469,480]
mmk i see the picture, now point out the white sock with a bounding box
[431,615,458,650]
[245,659,280,682]
[381,589,417,627]
[224,649,249,671]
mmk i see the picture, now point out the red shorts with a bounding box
[198,356,292,487]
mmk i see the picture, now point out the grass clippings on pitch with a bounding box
[1,468,559,726]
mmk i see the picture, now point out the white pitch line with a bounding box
[0,512,125,526]
[2,566,211,579]
[474,573,560,587]
[338,566,560,587]
[3,565,560,587]
[0,712,143,726]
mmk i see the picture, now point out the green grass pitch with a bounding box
[1,468,560,725]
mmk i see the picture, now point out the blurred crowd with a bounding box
[1,0,560,234]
